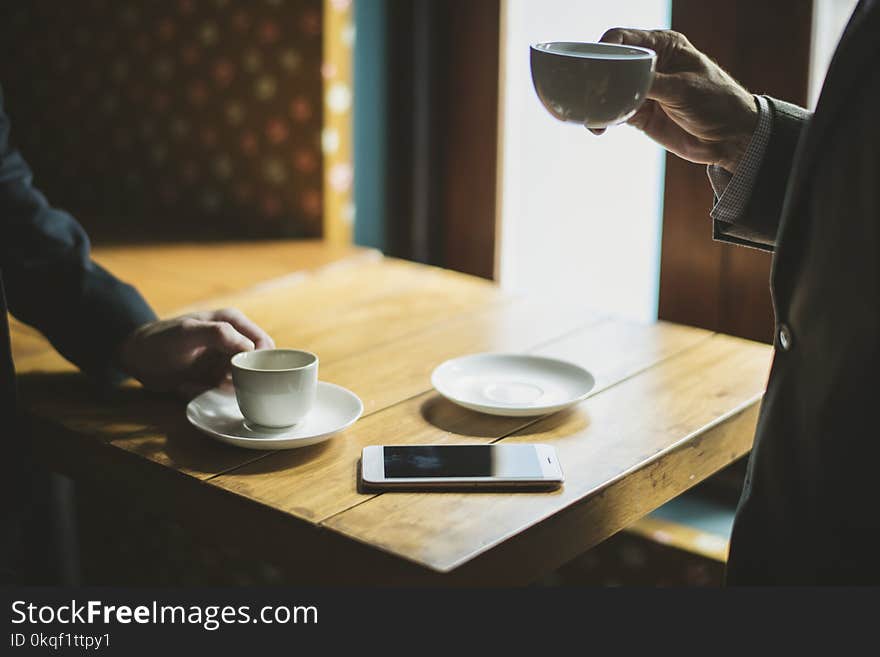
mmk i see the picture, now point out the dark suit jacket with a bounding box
[717,1,880,584]
[0,85,155,580]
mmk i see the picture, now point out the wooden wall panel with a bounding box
[385,0,500,280]
[437,0,500,280]
[659,0,813,343]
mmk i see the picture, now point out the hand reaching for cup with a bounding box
[118,308,275,399]
[593,28,758,174]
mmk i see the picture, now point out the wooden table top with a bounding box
[11,240,773,585]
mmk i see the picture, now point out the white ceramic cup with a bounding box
[230,349,318,428]
[530,41,656,129]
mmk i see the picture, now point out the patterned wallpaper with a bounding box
[0,0,353,243]
[322,0,354,245]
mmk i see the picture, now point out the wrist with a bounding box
[718,94,760,174]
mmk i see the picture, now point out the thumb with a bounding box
[646,71,683,103]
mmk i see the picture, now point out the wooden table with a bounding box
[11,240,773,585]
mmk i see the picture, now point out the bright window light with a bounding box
[497,0,670,322]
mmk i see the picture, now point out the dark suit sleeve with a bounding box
[0,86,156,383]
[713,97,812,251]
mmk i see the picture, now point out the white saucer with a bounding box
[186,382,363,450]
[431,353,595,417]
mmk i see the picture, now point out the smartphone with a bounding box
[360,444,564,490]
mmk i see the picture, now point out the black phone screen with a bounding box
[382,445,543,479]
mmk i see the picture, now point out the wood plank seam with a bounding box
[14,281,501,375]
[21,271,612,486]
[222,248,382,292]
[315,335,769,574]
[199,320,717,502]
[434,398,761,574]
[513,328,718,441]
[436,403,760,583]
[200,313,612,481]
[308,328,721,529]
[16,246,776,583]
[162,249,383,314]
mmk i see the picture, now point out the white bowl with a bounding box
[431,353,595,417]
[530,41,656,129]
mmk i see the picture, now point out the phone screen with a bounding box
[382,445,544,479]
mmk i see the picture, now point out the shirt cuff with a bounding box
[706,94,772,224]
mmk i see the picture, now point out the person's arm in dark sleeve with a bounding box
[0,85,156,383]
[709,95,812,252]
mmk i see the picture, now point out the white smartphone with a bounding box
[360,444,564,490]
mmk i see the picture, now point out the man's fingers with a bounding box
[599,28,625,45]
[209,308,275,350]
[626,100,707,163]
[206,321,256,354]
[585,72,682,133]
[626,99,676,142]
[600,27,661,50]
[626,101,682,147]
[626,101,655,132]
[180,319,256,355]
[646,71,683,103]
[600,29,697,78]
[186,308,274,349]
[600,28,689,53]
[600,27,639,46]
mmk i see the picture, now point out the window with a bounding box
[497,0,671,322]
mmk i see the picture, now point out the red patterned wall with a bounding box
[0,0,324,241]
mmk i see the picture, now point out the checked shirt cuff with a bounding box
[706,95,772,224]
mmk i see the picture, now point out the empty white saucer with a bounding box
[186,382,363,450]
[431,353,595,417]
